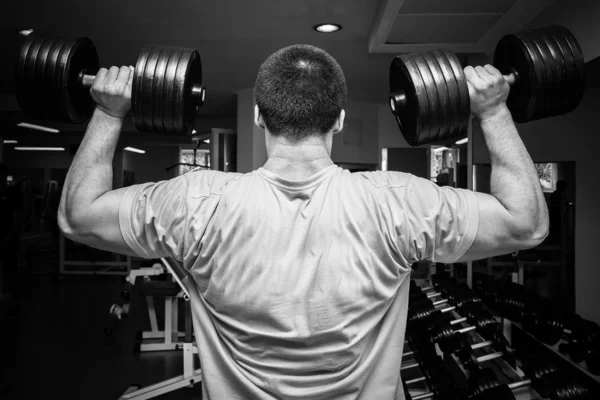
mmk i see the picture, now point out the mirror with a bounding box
[472,162,576,311]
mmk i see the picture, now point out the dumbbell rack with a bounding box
[512,321,600,385]
[403,287,541,400]
[472,273,600,389]
[445,318,540,399]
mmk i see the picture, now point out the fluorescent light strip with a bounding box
[455,138,468,145]
[15,147,65,151]
[17,122,60,133]
[3,140,18,144]
[17,29,35,36]
[124,146,146,154]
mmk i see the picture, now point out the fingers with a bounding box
[484,64,502,77]
[114,66,131,92]
[105,66,120,86]
[92,68,108,92]
[464,66,487,92]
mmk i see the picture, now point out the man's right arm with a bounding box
[457,66,549,262]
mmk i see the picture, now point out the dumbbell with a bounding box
[389,25,585,146]
[403,373,466,400]
[16,35,206,134]
[409,291,443,307]
[559,317,600,364]
[468,368,592,400]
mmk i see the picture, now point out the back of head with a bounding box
[254,44,347,142]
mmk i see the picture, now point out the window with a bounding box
[535,163,558,193]
[179,149,210,175]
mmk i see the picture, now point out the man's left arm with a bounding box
[58,66,138,256]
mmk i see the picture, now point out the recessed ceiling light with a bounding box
[455,138,468,145]
[17,122,59,133]
[17,29,35,36]
[3,140,18,144]
[203,139,210,144]
[15,147,65,151]
[314,23,342,33]
[124,146,146,154]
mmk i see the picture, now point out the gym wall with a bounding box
[472,86,600,324]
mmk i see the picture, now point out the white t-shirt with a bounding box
[119,164,479,400]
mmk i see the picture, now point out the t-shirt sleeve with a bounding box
[118,175,188,260]
[404,175,479,264]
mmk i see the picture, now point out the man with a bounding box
[58,45,548,399]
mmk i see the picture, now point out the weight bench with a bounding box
[119,258,202,399]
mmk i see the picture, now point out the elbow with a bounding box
[58,207,83,240]
[513,216,550,250]
[57,211,76,239]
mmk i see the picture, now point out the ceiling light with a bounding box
[15,147,65,151]
[432,146,450,153]
[17,29,35,36]
[192,130,197,134]
[124,146,146,154]
[3,140,18,144]
[314,23,342,33]
[455,138,468,145]
[203,139,210,143]
[17,122,59,133]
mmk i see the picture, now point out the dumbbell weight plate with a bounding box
[530,32,558,119]
[468,367,499,397]
[432,50,463,140]
[543,32,570,116]
[554,26,585,114]
[173,48,203,135]
[420,52,447,143]
[33,38,53,118]
[58,37,99,123]
[151,46,173,133]
[132,45,150,132]
[412,54,441,144]
[15,35,35,115]
[514,32,548,122]
[546,27,577,116]
[161,47,183,134]
[446,52,470,140]
[139,45,162,132]
[493,33,542,123]
[45,39,68,120]
[389,55,429,146]
[22,37,45,118]
[537,29,567,119]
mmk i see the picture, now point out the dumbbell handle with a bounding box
[404,338,489,357]
[405,376,427,385]
[78,71,205,102]
[508,379,532,390]
[390,71,518,113]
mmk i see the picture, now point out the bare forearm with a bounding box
[479,106,548,237]
[59,108,123,226]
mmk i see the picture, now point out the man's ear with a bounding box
[254,105,266,130]
[331,109,346,135]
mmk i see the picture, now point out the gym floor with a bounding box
[0,252,203,400]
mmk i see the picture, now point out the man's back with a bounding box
[119,165,478,399]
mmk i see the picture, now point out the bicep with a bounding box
[456,191,539,263]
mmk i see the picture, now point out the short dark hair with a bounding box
[254,44,347,142]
